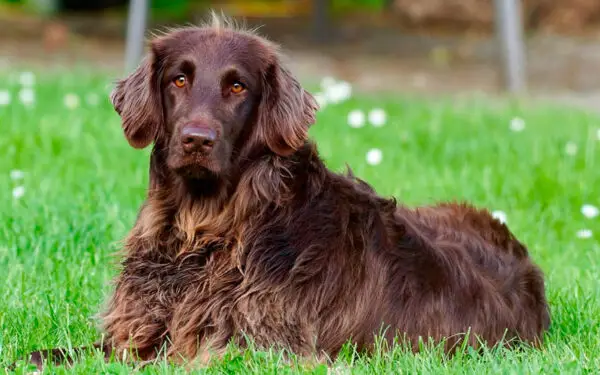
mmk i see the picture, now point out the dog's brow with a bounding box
[220,65,250,83]
[175,59,195,75]
[221,65,242,75]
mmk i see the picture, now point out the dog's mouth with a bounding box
[168,152,222,180]
[174,164,217,180]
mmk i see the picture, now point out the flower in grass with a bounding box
[12,186,25,199]
[576,229,593,239]
[10,170,24,180]
[509,117,525,132]
[565,142,578,156]
[318,76,353,105]
[368,108,387,127]
[0,90,10,106]
[491,210,507,224]
[348,109,365,128]
[325,81,352,104]
[18,88,35,106]
[596,128,600,141]
[19,71,36,87]
[366,148,383,165]
[63,93,80,110]
[335,81,352,101]
[581,204,599,219]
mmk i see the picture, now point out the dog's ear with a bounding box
[110,42,165,149]
[256,55,319,156]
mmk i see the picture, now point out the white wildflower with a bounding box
[368,108,387,127]
[565,142,578,156]
[18,88,35,106]
[12,186,25,199]
[576,229,593,239]
[366,148,383,165]
[10,170,24,180]
[348,110,365,128]
[63,93,80,110]
[19,71,36,87]
[325,81,352,104]
[0,90,10,106]
[509,117,525,132]
[492,210,507,224]
[581,204,599,219]
[335,81,352,100]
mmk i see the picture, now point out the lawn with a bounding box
[1,69,600,374]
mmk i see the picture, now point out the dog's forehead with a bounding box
[161,28,269,68]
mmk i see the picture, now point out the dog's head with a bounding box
[110,16,319,184]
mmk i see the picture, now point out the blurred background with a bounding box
[1,0,600,107]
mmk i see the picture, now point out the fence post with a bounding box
[125,0,149,73]
[312,0,331,43]
[493,0,527,93]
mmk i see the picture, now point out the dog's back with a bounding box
[382,202,551,351]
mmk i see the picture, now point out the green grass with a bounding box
[1,69,600,374]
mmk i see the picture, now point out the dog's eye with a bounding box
[173,75,186,88]
[230,81,246,94]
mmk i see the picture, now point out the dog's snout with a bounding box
[181,125,217,153]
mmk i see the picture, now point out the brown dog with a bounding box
[23,14,550,371]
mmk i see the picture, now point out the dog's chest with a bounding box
[128,243,239,310]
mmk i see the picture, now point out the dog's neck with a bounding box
[133,141,325,255]
[138,149,272,249]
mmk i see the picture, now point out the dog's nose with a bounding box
[180,126,216,153]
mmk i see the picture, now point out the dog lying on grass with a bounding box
[21,13,550,371]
